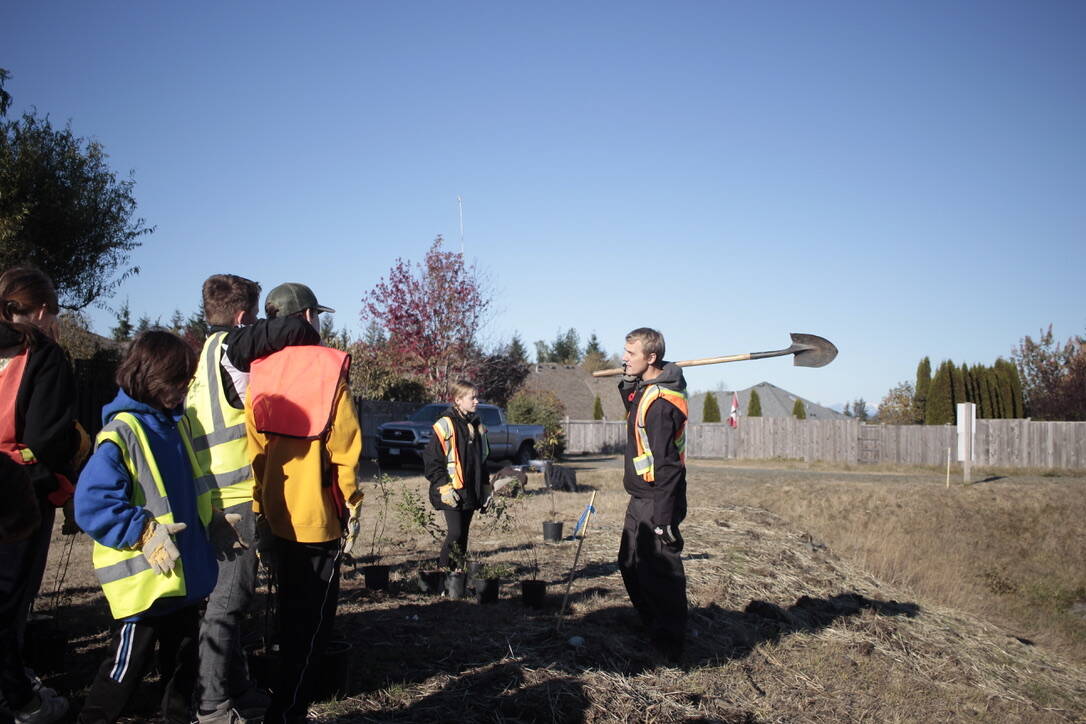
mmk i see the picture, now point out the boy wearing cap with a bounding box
[185,275,321,724]
[245,283,362,724]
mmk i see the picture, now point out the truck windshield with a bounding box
[410,404,449,423]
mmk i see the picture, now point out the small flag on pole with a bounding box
[728,391,740,428]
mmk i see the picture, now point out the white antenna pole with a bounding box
[457,195,464,255]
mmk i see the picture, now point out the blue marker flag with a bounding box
[574,504,597,538]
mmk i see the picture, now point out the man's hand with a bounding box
[653,524,678,546]
[438,483,461,508]
[208,510,249,561]
[139,520,187,575]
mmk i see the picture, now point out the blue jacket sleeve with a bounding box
[75,441,151,550]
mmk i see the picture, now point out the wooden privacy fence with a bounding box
[564,418,1086,470]
[355,399,419,459]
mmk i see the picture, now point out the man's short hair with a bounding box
[626,327,665,363]
[202,274,261,326]
[116,330,198,410]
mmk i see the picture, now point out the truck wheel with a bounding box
[513,442,535,465]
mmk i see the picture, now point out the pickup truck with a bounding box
[376,403,544,468]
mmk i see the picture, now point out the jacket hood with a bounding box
[640,362,687,394]
[101,389,182,428]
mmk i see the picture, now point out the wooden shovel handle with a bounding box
[592,353,753,377]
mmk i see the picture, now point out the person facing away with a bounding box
[422,380,492,570]
[75,331,220,724]
[184,274,320,724]
[245,282,362,724]
[617,327,689,663]
[0,267,81,724]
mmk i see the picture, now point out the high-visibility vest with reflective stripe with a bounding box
[184,332,254,508]
[0,347,35,466]
[91,412,213,620]
[432,415,489,490]
[631,385,688,483]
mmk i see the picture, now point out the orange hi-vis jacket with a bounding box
[631,384,689,483]
[246,345,362,543]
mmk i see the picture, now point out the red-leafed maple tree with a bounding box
[361,236,490,400]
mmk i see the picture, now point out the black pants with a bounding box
[440,509,474,569]
[79,606,200,724]
[267,536,341,723]
[0,506,52,712]
[617,496,688,648]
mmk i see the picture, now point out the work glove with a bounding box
[653,524,678,546]
[344,490,364,556]
[479,484,494,513]
[438,483,461,508]
[138,520,187,575]
[208,510,249,561]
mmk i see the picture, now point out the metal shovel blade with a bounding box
[784,333,838,368]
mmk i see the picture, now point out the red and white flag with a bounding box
[727,391,740,428]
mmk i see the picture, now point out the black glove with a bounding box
[653,524,678,545]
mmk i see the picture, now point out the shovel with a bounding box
[591,333,838,377]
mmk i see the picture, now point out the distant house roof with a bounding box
[688,381,845,422]
[522,366,843,423]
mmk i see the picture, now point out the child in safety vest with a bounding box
[75,331,220,724]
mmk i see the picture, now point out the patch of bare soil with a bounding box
[26,458,1086,722]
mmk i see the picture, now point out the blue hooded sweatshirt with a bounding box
[75,389,217,619]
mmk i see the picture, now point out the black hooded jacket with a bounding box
[0,324,78,494]
[423,407,488,512]
[619,362,688,528]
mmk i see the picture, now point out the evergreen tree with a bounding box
[111,300,133,342]
[852,397,869,422]
[925,361,955,424]
[703,392,721,422]
[582,332,608,372]
[792,398,807,419]
[995,358,1025,418]
[914,357,931,423]
[592,394,604,420]
[950,360,964,408]
[508,333,529,365]
[747,389,762,417]
[974,364,992,418]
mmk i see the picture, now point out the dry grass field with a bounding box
[24,456,1086,723]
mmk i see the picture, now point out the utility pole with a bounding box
[457,195,464,255]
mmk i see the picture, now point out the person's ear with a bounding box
[233,309,248,326]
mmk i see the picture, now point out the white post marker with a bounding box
[557,490,597,631]
[957,402,976,484]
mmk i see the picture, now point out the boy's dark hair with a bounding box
[202,274,261,326]
[116,330,197,410]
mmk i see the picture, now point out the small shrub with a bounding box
[508,388,566,458]
[703,392,721,422]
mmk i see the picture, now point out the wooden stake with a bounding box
[556,490,597,631]
[946,446,951,489]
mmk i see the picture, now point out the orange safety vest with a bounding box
[0,346,74,506]
[248,345,351,439]
[432,415,489,490]
[631,384,688,483]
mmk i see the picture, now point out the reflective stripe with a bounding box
[190,423,247,452]
[433,417,463,489]
[632,385,688,483]
[203,334,227,431]
[195,464,252,493]
[98,415,171,519]
[95,553,152,584]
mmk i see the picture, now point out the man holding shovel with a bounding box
[617,327,689,663]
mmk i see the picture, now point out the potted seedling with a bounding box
[519,519,547,608]
[443,543,469,600]
[395,487,447,594]
[473,561,513,604]
[542,487,563,543]
[360,473,396,591]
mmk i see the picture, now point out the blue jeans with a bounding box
[196,502,259,710]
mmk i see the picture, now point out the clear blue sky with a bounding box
[5,1,1084,410]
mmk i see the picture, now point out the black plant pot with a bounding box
[542,521,564,542]
[314,639,353,701]
[520,579,547,608]
[418,569,445,594]
[466,561,484,593]
[444,571,467,599]
[475,577,501,604]
[363,564,390,591]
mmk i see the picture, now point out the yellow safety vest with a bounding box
[91,412,213,619]
[631,385,688,483]
[184,332,255,508]
[432,415,489,490]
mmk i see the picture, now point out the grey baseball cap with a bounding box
[265,282,335,318]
